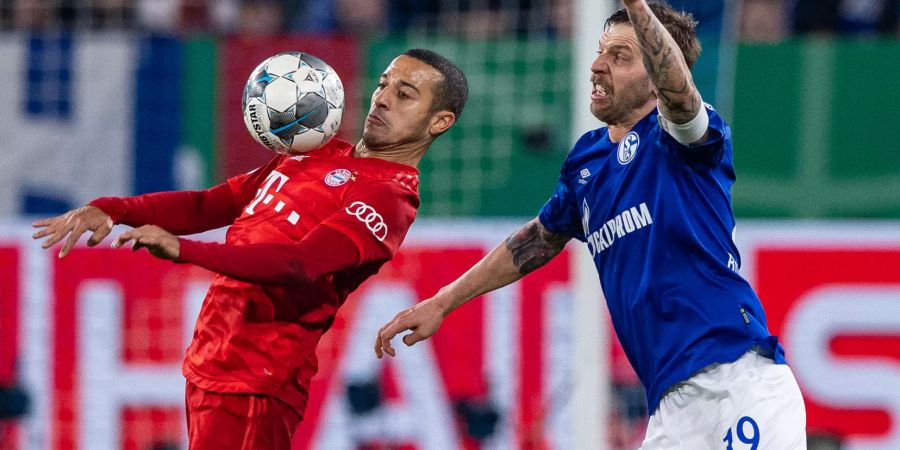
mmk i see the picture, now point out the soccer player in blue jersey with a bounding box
[374,1,806,448]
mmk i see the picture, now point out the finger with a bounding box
[374,320,398,358]
[41,221,74,249]
[402,330,426,347]
[375,328,385,359]
[32,225,57,240]
[86,225,112,247]
[382,334,396,357]
[131,236,148,251]
[112,230,136,249]
[379,321,408,358]
[131,235,160,252]
[58,221,87,258]
[131,238,148,252]
[32,215,62,228]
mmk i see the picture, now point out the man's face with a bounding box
[362,56,446,149]
[589,23,655,125]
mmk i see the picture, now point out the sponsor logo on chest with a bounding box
[583,202,653,257]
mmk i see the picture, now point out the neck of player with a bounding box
[607,100,657,142]
[353,140,428,167]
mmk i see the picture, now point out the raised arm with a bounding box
[624,0,701,125]
[374,218,570,358]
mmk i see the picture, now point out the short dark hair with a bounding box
[605,2,701,69]
[402,48,469,119]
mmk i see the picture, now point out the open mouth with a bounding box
[591,82,610,101]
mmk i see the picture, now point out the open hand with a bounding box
[32,205,114,258]
[112,225,180,261]
[374,297,447,358]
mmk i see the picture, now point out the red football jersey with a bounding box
[182,139,419,416]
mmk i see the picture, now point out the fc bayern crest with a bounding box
[324,169,352,186]
[617,131,640,165]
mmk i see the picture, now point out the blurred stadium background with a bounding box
[0,0,898,449]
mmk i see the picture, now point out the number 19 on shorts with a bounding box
[723,416,759,450]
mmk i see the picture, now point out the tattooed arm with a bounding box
[624,0,702,125]
[440,217,571,307]
[375,218,570,357]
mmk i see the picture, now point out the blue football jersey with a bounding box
[538,106,785,412]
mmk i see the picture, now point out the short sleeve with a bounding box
[538,170,585,242]
[321,181,419,264]
[661,105,729,166]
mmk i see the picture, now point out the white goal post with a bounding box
[571,1,617,449]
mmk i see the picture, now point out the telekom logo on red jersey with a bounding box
[345,201,388,241]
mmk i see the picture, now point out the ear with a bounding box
[428,111,456,137]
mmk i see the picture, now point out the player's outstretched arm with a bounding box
[374,218,570,358]
[624,0,701,125]
[32,205,114,258]
[89,182,243,236]
[84,155,286,238]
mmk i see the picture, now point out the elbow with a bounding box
[282,260,323,285]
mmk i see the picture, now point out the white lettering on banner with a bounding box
[585,202,653,257]
[345,201,388,241]
[10,222,900,450]
[245,170,289,215]
[313,283,460,449]
[785,285,900,450]
[77,281,206,450]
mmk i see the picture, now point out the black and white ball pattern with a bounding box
[242,52,344,154]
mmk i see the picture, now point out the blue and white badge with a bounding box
[324,169,352,187]
[617,131,640,165]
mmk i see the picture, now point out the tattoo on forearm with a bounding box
[632,9,700,120]
[505,220,569,275]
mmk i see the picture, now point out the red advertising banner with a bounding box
[0,245,19,385]
[756,247,900,449]
[0,244,21,450]
[6,223,587,450]
[4,221,900,450]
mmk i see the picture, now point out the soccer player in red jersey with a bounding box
[31,48,468,449]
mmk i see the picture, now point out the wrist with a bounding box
[432,288,460,317]
[87,198,123,223]
[174,237,197,263]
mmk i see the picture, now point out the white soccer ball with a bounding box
[242,52,344,154]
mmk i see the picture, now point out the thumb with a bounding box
[402,332,425,347]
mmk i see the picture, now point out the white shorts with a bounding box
[640,350,807,450]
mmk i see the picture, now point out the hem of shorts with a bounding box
[647,343,765,416]
[183,363,306,420]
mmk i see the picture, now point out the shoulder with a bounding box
[347,175,420,210]
[557,126,609,175]
[572,127,608,154]
[654,104,731,165]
